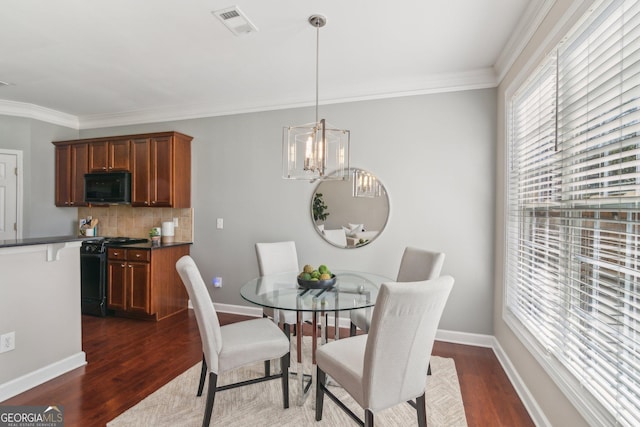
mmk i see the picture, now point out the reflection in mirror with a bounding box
[311,168,389,248]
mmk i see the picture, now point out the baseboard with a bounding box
[213,302,263,318]
[212,303,547,425]
[435,328,495,347]
[0,352,87,402]
[491,338,551,427]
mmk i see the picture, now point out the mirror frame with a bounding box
[310,168,390,249]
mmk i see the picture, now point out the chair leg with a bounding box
[197,354,207,397]
[350,322,357,337]
[280,351,290,408]
[427,362,431,376]
[315,367,326,421]
[365,409,374,427]
[202,372,218,427]
[284,323,291,339]
[416,392,427,427]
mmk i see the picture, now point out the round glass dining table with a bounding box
[240,270,391,404]
[240,270,389,313]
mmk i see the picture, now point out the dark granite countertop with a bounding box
[116,241,193,250]
[0,235,89,249]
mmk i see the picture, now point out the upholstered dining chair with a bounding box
[255,241,314,335]
[315,276,454,427]
[255,241,314,375]
[349,247,445,336]
[176,256,290,427]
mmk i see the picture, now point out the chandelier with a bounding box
[282,15,350,181]
[353,169,384,198]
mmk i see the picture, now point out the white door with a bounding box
[0,152,19,240]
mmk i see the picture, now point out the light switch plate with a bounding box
[0,331,15,353]
[216,218,223,229]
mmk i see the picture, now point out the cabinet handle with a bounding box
[121,263,125,268]
[69,201,74,205]
[113,251,119,256]
[102,167,107,170]
[135,254,140,258]
[129,265,133,268]
[151,201,156,205]
[144,201,149,205]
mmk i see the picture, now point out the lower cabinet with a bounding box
[107,244,190,321]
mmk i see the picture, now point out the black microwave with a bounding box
[84,172,131,204]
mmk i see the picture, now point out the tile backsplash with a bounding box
[77,206,193,242]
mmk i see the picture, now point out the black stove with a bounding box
[81,236,149,254]
[80,237,148,316]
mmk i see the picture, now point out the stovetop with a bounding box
[81,236,149,253]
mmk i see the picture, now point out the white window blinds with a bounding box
[506,0,640,425]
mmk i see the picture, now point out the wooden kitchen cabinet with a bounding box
[53,131,191,208]
[88,139,130,172]
[107,248,151,315]
[107,244,190,321]
[54,143,88,207]
[131,133,192,208]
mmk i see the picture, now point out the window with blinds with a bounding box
[506,1,640,425]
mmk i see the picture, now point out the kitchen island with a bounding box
[0,236,87,402]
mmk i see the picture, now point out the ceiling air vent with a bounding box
[212,6,258,36]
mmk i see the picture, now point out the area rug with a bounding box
[108,338,467,427]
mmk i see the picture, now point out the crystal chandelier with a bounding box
[283,15,350,181]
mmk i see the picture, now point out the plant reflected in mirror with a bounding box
[313,193,330,222]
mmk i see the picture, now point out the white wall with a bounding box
[0,243,86,400]
[494,1,593,426]
[78,88,497,334]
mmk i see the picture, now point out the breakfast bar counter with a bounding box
[0,236,86,401]
[0,234,87,249]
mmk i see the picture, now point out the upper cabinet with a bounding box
[88,139,131,172]
[54,142,89,207]
[131,133,191,208]
[53,131,192,208]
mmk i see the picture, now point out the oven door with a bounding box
[80,251,107,316]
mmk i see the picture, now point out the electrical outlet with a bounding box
[216,218,223,229]
[213,277,222,288]
[0,331,15,353]
[173,217,179,228]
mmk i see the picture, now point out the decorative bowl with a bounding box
[297,274,336,289]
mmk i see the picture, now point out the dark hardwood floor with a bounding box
[2,311,534,426]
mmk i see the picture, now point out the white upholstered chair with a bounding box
[176,256,290,427]
[255,241,313,333]
[255,241,314,374]
[315,276,454,427]
[349,247,445,336]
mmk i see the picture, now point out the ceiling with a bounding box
[0,0,549,129]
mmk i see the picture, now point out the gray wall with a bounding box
[75,88,496,334]
[0,116,78,238]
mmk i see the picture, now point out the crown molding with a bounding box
[78,68,498,129]
[494,0,556,84]
[0,100,79,129]
[1,67,497,130]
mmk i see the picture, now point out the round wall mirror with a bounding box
[311,168,389,248]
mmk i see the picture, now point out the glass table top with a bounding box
[240,270,391,312]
